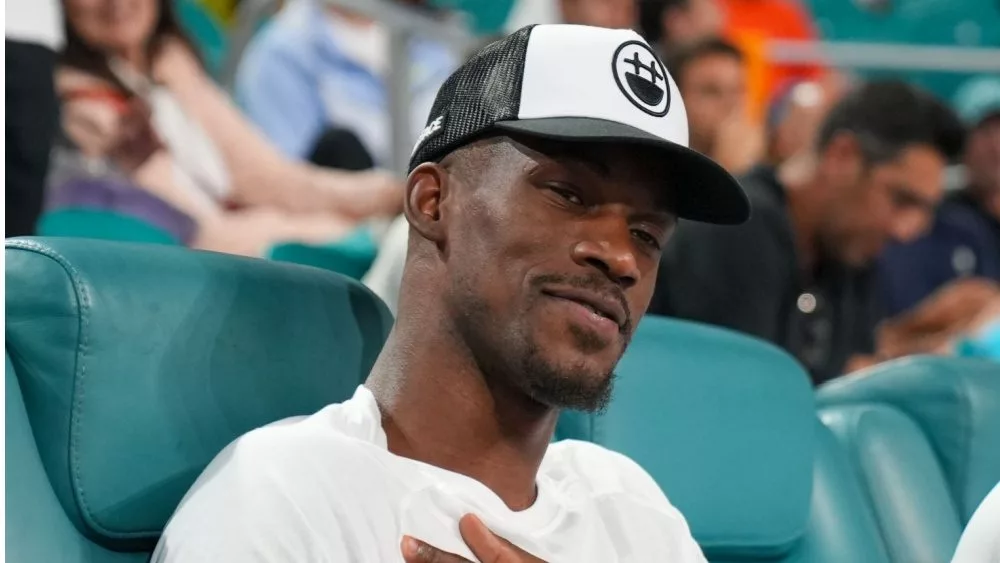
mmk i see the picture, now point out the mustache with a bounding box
[530,273,633,333]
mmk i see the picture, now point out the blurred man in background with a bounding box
[879,76,1000,318]
[559,0,637,29]
[638,0,723,57]
[235,0,457,168]
[667,37,763,175]
[649,80,965,384]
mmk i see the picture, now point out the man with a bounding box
[6,0,63,236]
[668,37,763,175]
[879,75,1000,317]
[235,0,456,166]
[649,80,964,385]
[155,24,748,561]
[638,0,723,58]
[559,0,637,29]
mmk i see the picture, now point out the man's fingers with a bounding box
[459,514,507,561]
[400,535,473,563]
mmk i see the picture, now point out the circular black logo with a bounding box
[612,41,671,117]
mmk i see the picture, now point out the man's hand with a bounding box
[401,514,547,563]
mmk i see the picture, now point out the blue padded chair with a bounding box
[818,356,1000,562]
[557,316,888,562]
[4,237,393,562]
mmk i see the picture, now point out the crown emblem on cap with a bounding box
[612,41,671,117]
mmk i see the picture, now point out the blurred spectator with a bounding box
[649,80,965,384]
[879,76,1000,317]
[765,75,848,166]
[667,37,763,175]
[720,0,825,119]
[638,0,723,57]
[559,0,637,29]
[235,0,457,165]
[6,0,63,237]
[54,0,402,257]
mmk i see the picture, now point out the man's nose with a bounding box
[570,218,640,289]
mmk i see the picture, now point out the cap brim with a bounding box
[493,117,750,225]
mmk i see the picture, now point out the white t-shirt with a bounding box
[154,386,706,562]
[952,482,1000,563]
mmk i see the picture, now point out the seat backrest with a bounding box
[819,356,1000,522]
[779,420,890,563]
[5,237,393,559]
[819,403,962,563]
[556,316,817,560]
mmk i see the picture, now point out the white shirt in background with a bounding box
[154,385,706,562]
[952,482,1000,563]
[5,0,64,50]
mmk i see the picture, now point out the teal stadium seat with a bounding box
[556,316,889,562]
[4,237,393,562]
[818,357,1000,561]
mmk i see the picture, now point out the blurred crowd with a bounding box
[6,0,1000,385]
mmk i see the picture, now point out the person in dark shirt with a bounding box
[649,80,965,384]
[879,76,1000,317]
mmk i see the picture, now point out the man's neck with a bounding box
[365,315,559,511]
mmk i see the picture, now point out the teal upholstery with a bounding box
[819,404,962,563]
[819,357,1000,522]
[6,354,145,563]
[557,316,816,559]
[5,237,393,557]
[37,209,181,245]
[267,227,380,281]
[782,421,889,563]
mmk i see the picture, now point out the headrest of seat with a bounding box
[4,238,393,550]
[557,316,815,558]
[818,356,1000,522]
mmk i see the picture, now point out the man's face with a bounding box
[679,53,746,152]
[965,114,1000,194]
[819,140,945,267]
[439,137,675,412]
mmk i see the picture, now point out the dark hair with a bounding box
[665,37,743,88]
[638,0,689,46]
[60,0,198,93]
[817,80,965,164]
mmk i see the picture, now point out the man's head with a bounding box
[953,76,1000,197]
[400,25,748,412]
[667,38,746,154]
[811,80,964,267]
[559,0,637,29]
[638,0,723,53]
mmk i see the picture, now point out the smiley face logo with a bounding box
[612,41,671,117]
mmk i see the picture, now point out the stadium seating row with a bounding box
[5,237,998,562]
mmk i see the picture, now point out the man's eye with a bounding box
[548,184,584,206]
[632,229,662,250]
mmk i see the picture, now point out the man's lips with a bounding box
[541,286,628,332]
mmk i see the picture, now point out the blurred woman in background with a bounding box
[53,0,402,256]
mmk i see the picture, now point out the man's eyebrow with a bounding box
[543,147,612,179]
[889,183,937,209]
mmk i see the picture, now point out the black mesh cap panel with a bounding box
[408,25,535,172]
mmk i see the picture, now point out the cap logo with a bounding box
[412,114,445,156]
[612,40,670,117]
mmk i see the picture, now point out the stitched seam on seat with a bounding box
[4,240,140,539]
[957,377,974,520]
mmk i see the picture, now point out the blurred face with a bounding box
[560,0,637,29]
[965,114,1000,194]
[65,0,159,55]
[429,137,675,411]
[664,0,723,47]
[818,138,946,267]
[679,53,746,152]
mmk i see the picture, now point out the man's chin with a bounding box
[522,362,618,413]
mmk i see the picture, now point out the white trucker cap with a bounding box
[410,24,750,225]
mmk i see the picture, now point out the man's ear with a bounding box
[818,131,864,187]
[404,163,450,244]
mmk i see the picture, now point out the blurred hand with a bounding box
[878,277,1000,358]
[339,169,405,219]
[110,97,163,173]
[401,514,547,563]
[712,111,765,175]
